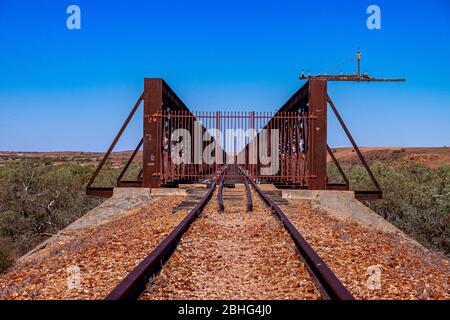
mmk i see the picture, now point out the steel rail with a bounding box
[246,178,355,300]
[217,166,230,212]
[243,176,253,212]
[105,178,218,300]
[218,172,226,212]
[238,167,253,212]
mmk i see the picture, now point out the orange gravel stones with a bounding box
[0,196,186,300]
[142,190,321,300]
[2,184,447,301]
[283,200,449,300]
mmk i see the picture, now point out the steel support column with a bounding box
[307,79,327,190]
[143,78,164,188]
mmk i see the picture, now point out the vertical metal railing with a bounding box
[154,111,315,186]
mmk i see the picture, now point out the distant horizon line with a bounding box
[0,146,449,154]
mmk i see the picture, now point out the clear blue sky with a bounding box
[0,0,449,151]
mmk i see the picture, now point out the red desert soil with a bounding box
[144,187,449,300]
[328,147,450,168]
[0,196,186,300]
[0,188,448,300]
[1,147,448,168]
[283,200,449,300]
[142,188,320,300]
[0,151,143,167]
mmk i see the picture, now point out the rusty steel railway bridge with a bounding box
[85,58,404,300]
[87,67,403,201]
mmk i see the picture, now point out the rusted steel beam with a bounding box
[278,81,309,112]
[86,187,114,198]
[105,178,218,300]
[326,145,349,189]
[116,181,144,188]
[301,74,405,82]
[143,79,163,188]
[327,96,382,195]
[238,167,253,212]
[217,166,229,212]
[142,80,197,188]
[116,138,144,185]
[262,82,309,133]
[247,178,355,300]
[355,191,382,201]
[243,176,253,212]
[137,168,143,181]
[307,79,328,190]
[161,80,190,112]
[218,172,226,212]
[86,94,143,194]
[326,183,349,191]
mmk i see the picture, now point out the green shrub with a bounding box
[0,237,12,272]
[329,160,450,254]
[0,160,110,262]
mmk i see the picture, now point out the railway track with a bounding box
[105,166,355,300]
